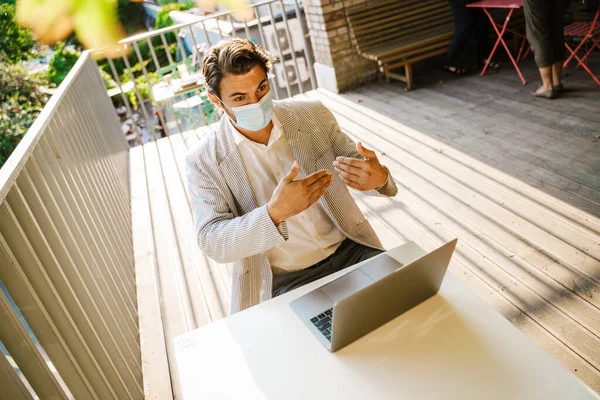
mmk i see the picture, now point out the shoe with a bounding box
[531,87,555,99]
[481,59,500,69]
[553,83,566,94]
[442,66,468,76]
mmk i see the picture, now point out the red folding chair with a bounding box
[563,7,600,85]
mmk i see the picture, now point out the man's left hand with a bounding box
[333,142,388,191]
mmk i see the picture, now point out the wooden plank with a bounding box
[168,133,231,319]
[346,0,422,17]
[357,14,452,49]
[156,136,227,322]
[130,145,173,400]
[371,28,453,59]
[378,40,451,66]
[350,1,449,33]
[142,141,194,400]
[465,104,600,176]
[383,48,449,72]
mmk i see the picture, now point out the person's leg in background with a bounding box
[445,0,472,74]
[551,0,566,92]
[472,8,498,69]
[523,0,556,98]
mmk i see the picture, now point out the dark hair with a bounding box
[201,38,277,98]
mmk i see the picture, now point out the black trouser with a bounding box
[446,0,491,68]
[272,239,383,297]
[523,0,565,68]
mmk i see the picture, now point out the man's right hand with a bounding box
[267,161,333,226]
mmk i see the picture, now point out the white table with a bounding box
[152,77,204,104]
[175,245,599,400]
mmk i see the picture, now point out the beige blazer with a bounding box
[186,99,398,313]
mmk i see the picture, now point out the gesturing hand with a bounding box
[267,161,333,226]
[333,142,388,191]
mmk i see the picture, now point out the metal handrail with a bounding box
[119,0,289,44]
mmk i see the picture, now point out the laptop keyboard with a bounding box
[310,308,333,342]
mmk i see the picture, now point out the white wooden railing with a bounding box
[0,52,140,400]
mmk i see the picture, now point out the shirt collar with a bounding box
[227,117,247,146]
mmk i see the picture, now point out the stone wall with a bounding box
[303,0,379,93]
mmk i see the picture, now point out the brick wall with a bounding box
[303,0,379,93]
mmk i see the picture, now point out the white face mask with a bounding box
[221,89,274,132]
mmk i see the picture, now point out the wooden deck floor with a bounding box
[132,59,600,398]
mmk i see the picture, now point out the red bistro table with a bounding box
[467,0,528,84]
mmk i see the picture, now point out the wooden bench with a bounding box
[347,0,454,90]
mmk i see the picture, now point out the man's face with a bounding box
[208,65,271,121]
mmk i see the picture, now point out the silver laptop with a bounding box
[290,239,458,352]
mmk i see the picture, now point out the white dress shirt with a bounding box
[228,116,346,274]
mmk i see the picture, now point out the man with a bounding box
[186,38,398,314]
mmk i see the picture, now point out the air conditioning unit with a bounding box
[263,19,304,57]
[274,57,309,88]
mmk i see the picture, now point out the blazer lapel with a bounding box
[217,120,258,215]
[275,102,340,225]
[275,102,315,177]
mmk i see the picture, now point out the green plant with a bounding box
[120,71,159,110]
[0,3,36,63]
[154,2,193,59]
[155,2,193,36]
[47,44,81,87]
[0,59,49,168]
[100,68,117,89]
[157,0,194,6]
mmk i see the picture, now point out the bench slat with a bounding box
[358,19,453,54]
[350,0,450,31]
[382,47,450,72]
[347,0,422,17]
[364,25,454,59]
[353,11,452,43]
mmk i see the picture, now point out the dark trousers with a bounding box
[272,239,383,297]
[447,0,491,68]
[523,0,565,68]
